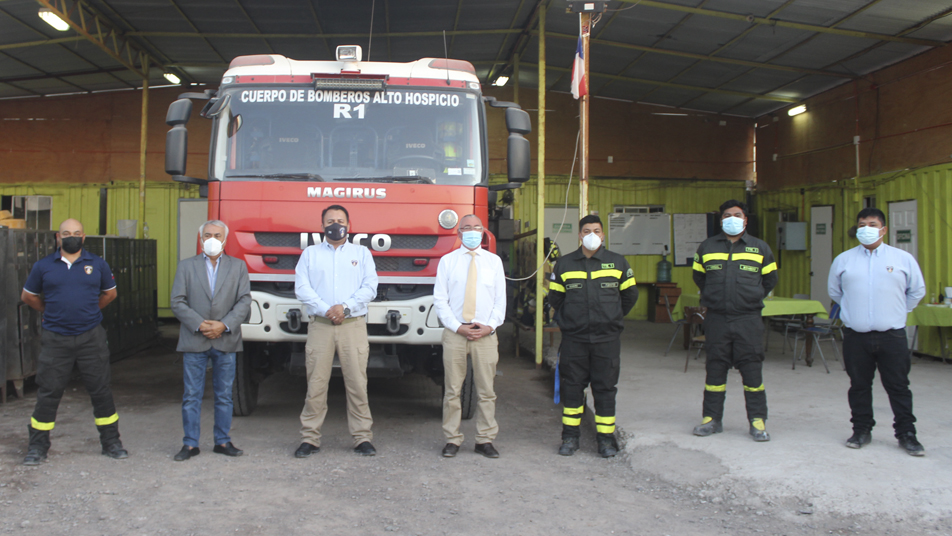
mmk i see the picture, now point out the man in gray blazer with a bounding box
[170,220,251,461]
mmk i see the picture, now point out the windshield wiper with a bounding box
[226,173,325,181]
[334,176,434,184]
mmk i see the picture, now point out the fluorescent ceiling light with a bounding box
[163,72,181,85]
[493,76,509,87]
[788,104,807,117]
[38,8,70,31]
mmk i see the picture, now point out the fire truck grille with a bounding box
[262,255,425,272]
[254,233,438,250]
[373,257,426,272]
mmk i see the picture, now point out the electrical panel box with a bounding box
[776,221,807,251]
[567,1,607,13]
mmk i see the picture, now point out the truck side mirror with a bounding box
[505,108,531,183]
[166,99,192,126]
[165,125,188,176]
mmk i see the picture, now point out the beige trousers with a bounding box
[300,316,373,448]
[442,328,499,445]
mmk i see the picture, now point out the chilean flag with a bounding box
[570,36,587,100]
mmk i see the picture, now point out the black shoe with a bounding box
[845,431,871,449]
[897,432,925,457]
[213,442,243,457]
[101,442,129,459]
[441,443,460,457]
[693,418,723,437]
[475,442,499,458]
[749,419,770,442]
[174,446,200,461]
[558,437,580,456]
[294,443,320,458]
[596,435,618,458]
[354,441,376,456]
[23,448,48,466]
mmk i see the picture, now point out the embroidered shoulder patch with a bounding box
[626,268,634,278]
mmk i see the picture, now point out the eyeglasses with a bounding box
[460,226,484,232]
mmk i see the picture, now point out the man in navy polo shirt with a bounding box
[20,218,127,465]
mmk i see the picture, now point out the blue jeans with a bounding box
[182,349,236,447]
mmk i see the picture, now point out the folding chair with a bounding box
[792,304,842,373]
[683,306,707,372]
[663,294,688,356]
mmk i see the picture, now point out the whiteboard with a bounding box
[607,213,670,255]
[673,213,708,266]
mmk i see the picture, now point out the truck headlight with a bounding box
[438,210,459,230]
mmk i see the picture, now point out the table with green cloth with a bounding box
[906,304,952,362]
[671,294,829,322]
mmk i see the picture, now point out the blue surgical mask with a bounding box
[461,230,482,249]
[721,216,745,236]
[856,226,883,246]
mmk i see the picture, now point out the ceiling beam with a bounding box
[35,0,152,78]
[518,62,798,103]
[617,0,946,48]
[126,29,521,39]
[540,31,856,79]
[0,36,86,51]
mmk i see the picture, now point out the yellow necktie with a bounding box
[462,251,478,322]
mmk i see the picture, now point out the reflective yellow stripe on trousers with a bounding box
[595,415,615,434]
[30,417,54,431]
[562,405,583,426]
[95,413,119,426]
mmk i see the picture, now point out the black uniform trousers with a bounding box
[559,337,620,439]
[701,313,767,422]
[842,327,916,437]
[28,325,120,451]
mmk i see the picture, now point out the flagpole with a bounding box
[579,12,591,217]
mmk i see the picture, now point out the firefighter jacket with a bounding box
[692,232,778,316]
[548,246,639,343]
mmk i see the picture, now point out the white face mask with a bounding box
[856,226,883,246]
[203,237,223,257]
[582,232,602,251]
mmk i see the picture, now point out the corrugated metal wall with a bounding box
[756,163,952,356]
[0,181,201,316]
[508,176,747,319]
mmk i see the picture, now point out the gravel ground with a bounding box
[0,323,949,535]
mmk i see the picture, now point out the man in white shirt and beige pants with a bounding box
[434,214,507,459]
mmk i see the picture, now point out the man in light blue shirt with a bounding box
[828,207,926,456]
[293,205,378,458]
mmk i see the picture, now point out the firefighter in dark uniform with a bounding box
[692,200,778,441]
[19,218,127,465]
[548,215,638,457]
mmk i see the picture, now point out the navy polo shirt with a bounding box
[23,248,116,336]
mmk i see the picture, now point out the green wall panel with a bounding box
[0,182,201,316]
[506,176,746,320]
[756,163,952,357]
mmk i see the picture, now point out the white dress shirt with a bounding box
[294,240,378,317]
[828,242,925,332]
[434,245,507,333]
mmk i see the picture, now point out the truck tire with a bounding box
[460,357,476,420]
[232,351,259,417]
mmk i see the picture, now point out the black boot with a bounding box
[24,426,51,466]
[558,437,580,456]
[596,433,618,458]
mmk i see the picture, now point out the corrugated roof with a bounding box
[1,0,950,117]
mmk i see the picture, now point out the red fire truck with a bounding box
[165,45,530,416]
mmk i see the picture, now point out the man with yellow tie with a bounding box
[433,214,507,458]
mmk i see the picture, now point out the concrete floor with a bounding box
[605,319,952,522]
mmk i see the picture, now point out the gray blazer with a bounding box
[170,253,252,353]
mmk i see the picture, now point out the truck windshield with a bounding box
[210,86,485,186]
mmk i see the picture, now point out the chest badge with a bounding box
[351,260,359,266]
[886,266,894,273]
[84,265,94,275]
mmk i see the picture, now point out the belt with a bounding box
[309,315,364,326]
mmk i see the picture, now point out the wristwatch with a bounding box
[343,307,351,318]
